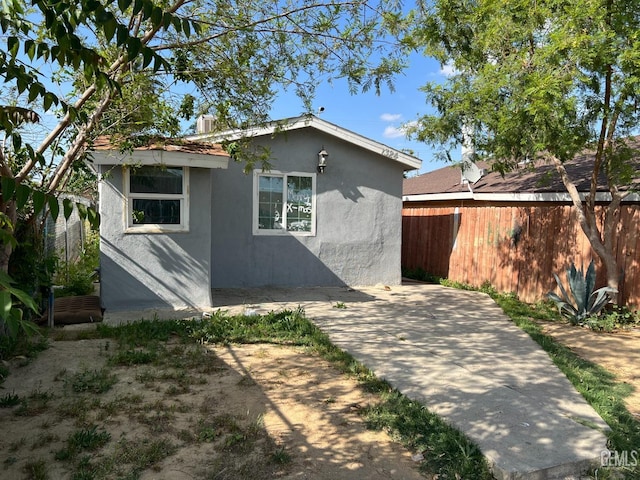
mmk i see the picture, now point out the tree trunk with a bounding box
[551,157,623,301]
[0,198,17,274]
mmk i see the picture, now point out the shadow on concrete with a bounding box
[211,282,610,480]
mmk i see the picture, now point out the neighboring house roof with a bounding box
[404,150,640,203]
[186,114,423,171]
[88,136,230,169]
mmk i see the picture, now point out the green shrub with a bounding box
[54,232,99,297]
[584,306,640,332]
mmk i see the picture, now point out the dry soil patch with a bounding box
[0,336,423,480]
[538,322,640,417]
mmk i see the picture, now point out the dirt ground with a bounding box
[1,320,639,480]
[0,336,424,480]
[537,322,640,418]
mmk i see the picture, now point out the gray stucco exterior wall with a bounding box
[98,165,213,311]
[210,129,404,288]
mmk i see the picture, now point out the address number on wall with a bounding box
[381,148,399,159]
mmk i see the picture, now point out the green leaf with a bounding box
[103,17,117,43]
[162,11,172,30]
[24,39,36,60]
[151,6,163,28]
[182,18,191,37]
[127,37,142,60]
[1,176,16,201]
[87,206,100,229]
[36,152,46,166]
[116,25,129,46]
[28,83,41,102]
[76,202,88,220]
[0,270,15,288]
[36,42,49,61]
[172,15,182,33]
[12,133,21,151]
[43,92,58,112]
[63,198,74,220]
[7,286,38,312]
[32,190,46,216]
[118,0,132,12]
[48,195,60,220]
[142,0,153,20]
[15,183,30,209]
[0,290,11,319]
[132,0,143,15]
[7,36,19,56]
[142,47,153,68]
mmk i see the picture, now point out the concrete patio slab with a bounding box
[210,283,609,480]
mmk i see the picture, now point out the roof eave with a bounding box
[87,150,230,169]
[403,191,640,203]
[188,115,422,171]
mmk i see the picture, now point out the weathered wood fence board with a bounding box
[402,202,640,308]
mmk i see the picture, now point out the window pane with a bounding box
[286,176,312,232]
[132,199,181,224]
[130,167,183,194]
[258,176,284,229]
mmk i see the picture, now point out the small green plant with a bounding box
[57,425,111,460]
[547,260,617,325]
[65,368,117,394]
[23,458,48,480]
[270,446,291,464]
[197,425,217,442]
[333,302,346,309]
[15,389,54,416]
[108,348,157,366]
[584,305,640,332]
[0,391,21,407]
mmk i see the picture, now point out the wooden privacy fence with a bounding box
[402,202,640,308]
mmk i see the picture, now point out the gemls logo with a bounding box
[600,449,639,468]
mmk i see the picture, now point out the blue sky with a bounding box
[269,52,456,175]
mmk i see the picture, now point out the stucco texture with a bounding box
[98,166,212,312]
[210,129,404,288]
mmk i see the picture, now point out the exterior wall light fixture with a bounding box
[318,147,328,173]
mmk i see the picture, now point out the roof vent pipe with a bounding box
[196,115,217,134]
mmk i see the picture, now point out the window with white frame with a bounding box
[125,166,189,232]
[253,170,316,235]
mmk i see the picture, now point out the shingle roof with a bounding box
[404,149,639,196]
[92,136,228,157]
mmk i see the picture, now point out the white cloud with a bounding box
[383,125,405,139]
[439,62,458,77]
[380,113,402,122]
[382,121,417,139]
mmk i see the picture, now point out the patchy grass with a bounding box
[187,308,492,479]
[491,292,640,465]
[431,277,640,479]
[0,308,494,480]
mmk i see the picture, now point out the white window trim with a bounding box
[124,166,190,233]
[253,169,316,236]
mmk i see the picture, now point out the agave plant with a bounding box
[547,260,617,325]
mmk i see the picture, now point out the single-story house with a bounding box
[402,153,640,307]
[89,115,422,315]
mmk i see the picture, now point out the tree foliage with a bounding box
[410,0,640,292]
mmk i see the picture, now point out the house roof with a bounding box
[88,136,230,169]
[186,114,423,171]
[404,149,640,203]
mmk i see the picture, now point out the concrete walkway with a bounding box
[211,283,609,480]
